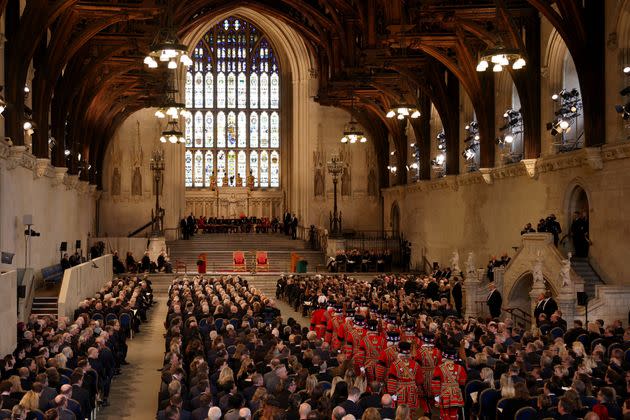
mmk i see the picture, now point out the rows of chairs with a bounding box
[90,312,134,339]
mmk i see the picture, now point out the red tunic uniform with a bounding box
[416,345,442,398]
[309,308,328,339]
[400,331,422,358]
[356,332,387,381]
[325,313,345,349]
[431,360,467,420]
[376,345,398,382]
[344,324,366,358]
[386,356,425,409]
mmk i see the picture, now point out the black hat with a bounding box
[386,331,400,343]
[354,314,366,326]
[398,341,412,354]
[367,319,378,331]
[403,322,415,332]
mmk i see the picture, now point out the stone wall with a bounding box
[0,271,17,356]
[0,145,96,272]
[382,145,630,285]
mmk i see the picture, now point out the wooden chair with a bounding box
[255,251,269,271]
[233,251,246,271]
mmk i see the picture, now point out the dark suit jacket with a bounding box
[452,282,463,307]
[192,404,211,420]
[0,394,19,410]
[487,289,502,318]
[72,384,92,416]
[39,386,57,411]
[379,407,396,419]
[339,399,363,419]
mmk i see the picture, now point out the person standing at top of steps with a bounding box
[291,214,298,240]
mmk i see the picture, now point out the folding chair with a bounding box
[255,251,269,271]
[105,313,117,324]
[233,251,246,271]
[515,407,537,420]
[478,388,500,420]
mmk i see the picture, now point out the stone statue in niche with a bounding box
[450,251,460,273]
[367,169,377,197]
[560,252,572,287]
[111,167,121,196]
[341,167,351,196]
[131,120,143,196]
[532,251,544,287]
[313,147,325,197]
[465,252,475,278]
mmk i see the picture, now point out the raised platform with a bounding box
[167,233,326,273]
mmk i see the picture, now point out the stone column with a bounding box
[464,270,482,319]
[557,290,577,325]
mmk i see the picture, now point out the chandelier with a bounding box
[160,119,185,144]
[154,74,190,119]
[144,0,192,70]
[386,100,421,120]
[340,98,367,144]
[476,45,526,72]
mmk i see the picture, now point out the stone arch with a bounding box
[563,178,592,257]
[501,233,584,324]
[179,7,317,224]
[390,201,400,236]
[543,29,570,94]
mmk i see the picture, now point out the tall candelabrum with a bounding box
[150,149,166,234]
[327,153,345,236]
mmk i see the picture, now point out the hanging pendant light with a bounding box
[144,0,191,70]
[160,119,186,144]
[340,97,367,144]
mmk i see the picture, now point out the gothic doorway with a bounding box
[565,184,590,257]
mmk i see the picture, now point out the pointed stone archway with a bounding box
[499,233,584,325]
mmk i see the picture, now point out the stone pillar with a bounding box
[464,270,482,319]
[557,290,577,325]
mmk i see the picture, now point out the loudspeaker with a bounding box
[60,242,67,252]
[577,291,588,306]
[17,285,26,298]
[22,214,33,225]
[75,240,81,249]
[1,252,14,264]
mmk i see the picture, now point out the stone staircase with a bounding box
[31,296,58,318]
[572,257,604,298]
[167,233,326,273]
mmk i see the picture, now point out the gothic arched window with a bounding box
[184,17,280,188]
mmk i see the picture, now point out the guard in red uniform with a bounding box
[344,314,366,358]
[356,319,387,381]
[376,331,400,382]
[310,295,329,339]
[416,335,442,403]
[386,341,425,411]
[325,304,345,350]
[400,321,422,358]
[431,350,467,420]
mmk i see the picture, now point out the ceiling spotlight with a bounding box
[504,135,514,143]
[474,134,480,141]
[23,121,32,130]
[390,151,396,156]
[464,125,470,130]
[559,120,569,130]
[64,149,71,156]
[410,143,415,148]
[624,66,630,74]
[23,86,30,94]
[551,93,559,101]
[570,106,577,113]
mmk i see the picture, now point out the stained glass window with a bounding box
[185,16,281,189]
[185,151,193,186]
[194,150,204,187]
[270,112,279,148]
[260,73,269,109]
[204,74,213,108]
[204,151,213,187]
[227,151,236,186]
[238,150,247,186]
[194,111,203,147]
[260,112,269,148]
[194,73,203,108]
[185,73,193,108]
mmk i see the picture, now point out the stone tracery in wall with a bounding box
[131,121,143,197]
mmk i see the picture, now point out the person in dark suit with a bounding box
[191,393,212,420]
[291,214,298,240]
[60,384,82,420]
[378,394,396,419]
[486,282,502,319]
[0,380,19,410]
[339,386,363,418]
[451,277,463,316]
[70,373,92,419]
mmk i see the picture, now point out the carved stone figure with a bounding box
[465,252,475,277]
[314,168,325,197]
[341,167,351,196]
[111,167,121,196]
[532,252,544,286]
[313,147,325,197]
[450,251,460,273]
[132,167,142,196]
[560,252,572,287]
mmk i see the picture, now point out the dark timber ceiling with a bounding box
[1,0,605,187]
